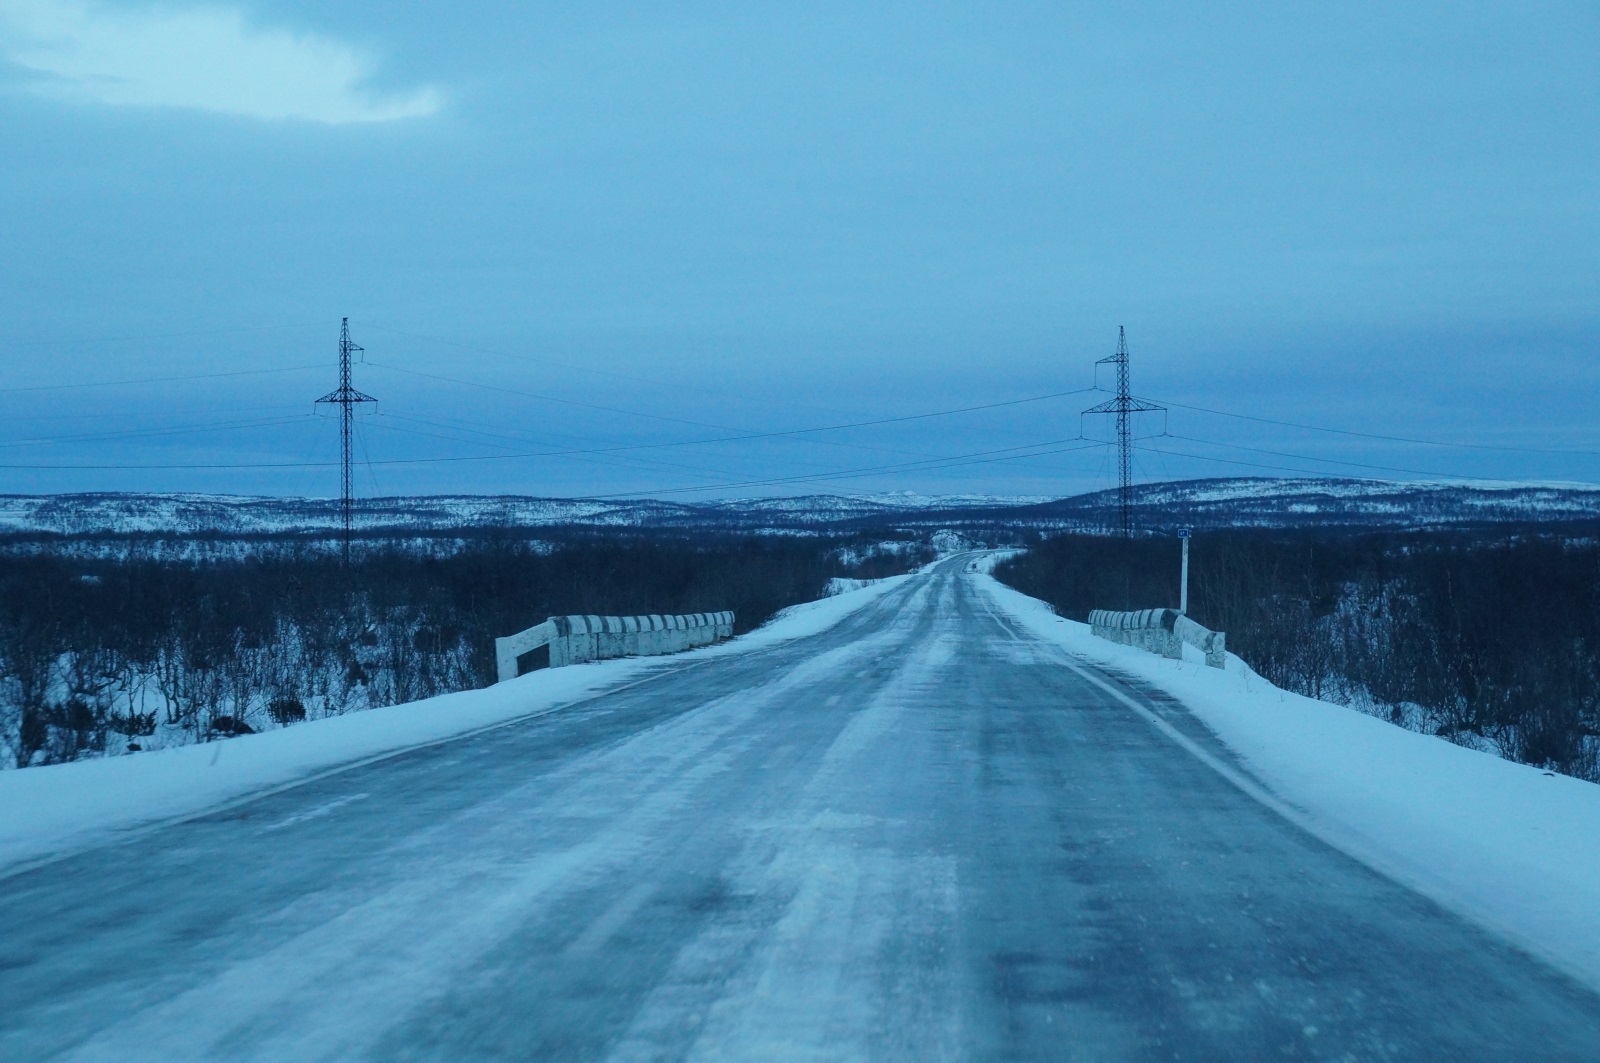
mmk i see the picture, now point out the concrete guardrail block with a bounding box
[495,607,737,682]
[1089,608,1226,668]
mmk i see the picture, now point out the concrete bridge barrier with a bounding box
[495,610,735,682]
[1088,608,1227,669]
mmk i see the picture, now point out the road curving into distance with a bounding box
[3,554,1599,1061]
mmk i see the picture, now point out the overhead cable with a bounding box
[0,363,327,395]
[1142,395,1600,457]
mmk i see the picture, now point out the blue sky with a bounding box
[1,2,1596,500]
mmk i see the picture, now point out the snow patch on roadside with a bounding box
[0,575,910,874]
[702,574,912,658]
[825,574,913,597]
[976,571,1600,992]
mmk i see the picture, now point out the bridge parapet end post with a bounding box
[495,620,560,682]
[1174,615,1227,668]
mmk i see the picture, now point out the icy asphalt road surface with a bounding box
[4,557,1600,1061]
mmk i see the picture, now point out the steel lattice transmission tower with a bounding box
[315,318,377,563]
[1082,326,1164,538]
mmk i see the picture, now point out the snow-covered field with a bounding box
[977,572,1600,992]
[0,575,912,875]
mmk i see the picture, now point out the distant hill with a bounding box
[1,477,1596,539]
[1003,477,1600,531]
[0,491,1048,538]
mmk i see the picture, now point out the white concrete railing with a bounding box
[495,610,735,682]
[1088,608,1227,669]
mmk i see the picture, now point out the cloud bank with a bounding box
[0,1,439,122]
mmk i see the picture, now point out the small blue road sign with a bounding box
[1178,527,1191,538]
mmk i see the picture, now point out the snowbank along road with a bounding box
[3,554,1600,1061]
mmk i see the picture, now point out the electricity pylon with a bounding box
[1082,326,1164,538]
[315,317,377,564]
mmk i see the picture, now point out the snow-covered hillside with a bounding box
[1022,476,1600,529]
[2,476,1597,538]
[0,491,1045,537]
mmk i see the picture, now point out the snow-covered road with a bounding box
[3,555,1599,1061]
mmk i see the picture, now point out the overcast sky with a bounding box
[1,1,1596,500]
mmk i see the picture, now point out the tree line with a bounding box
[995,527,1600,781]
[0,531,930,768]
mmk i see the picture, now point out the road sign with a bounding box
[1178,527,1191,539]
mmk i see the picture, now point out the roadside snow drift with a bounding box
[0,575,911,874]
[978,572,1600,993]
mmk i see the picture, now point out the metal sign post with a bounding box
[1178,527,1191,615]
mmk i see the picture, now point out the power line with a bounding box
[0,402,311,427]
[334,321,1600,462]
[376,413,1119,489]
[378,409,938,478]
[285,407,333,501]
[359,320,876,423]
[0,415,311,450]
[0,363,327,395]
[29,326,1585,494]
[11,315,1589,493]
[423,394,944,465]
[368,360,1095,454]
[362,416,752,483]
[367,410,1117,490]
[362,404,755,476]
[1161,431,1593,481]
[363,321,1112,473]
[366,361,740,433]
[596,437,1103,497]
[1144,395,1600,457]
[354,417,382,502]
[5,381,1576,493]
[576,440,1112,499]
[0,320,324,351]
[0,432,1106,482]
[366,361,953,463]
[360,322,678,387]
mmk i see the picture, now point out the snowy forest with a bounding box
[0,531,930,768]
[996,528,1600,782]
[9,518,1598,783]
